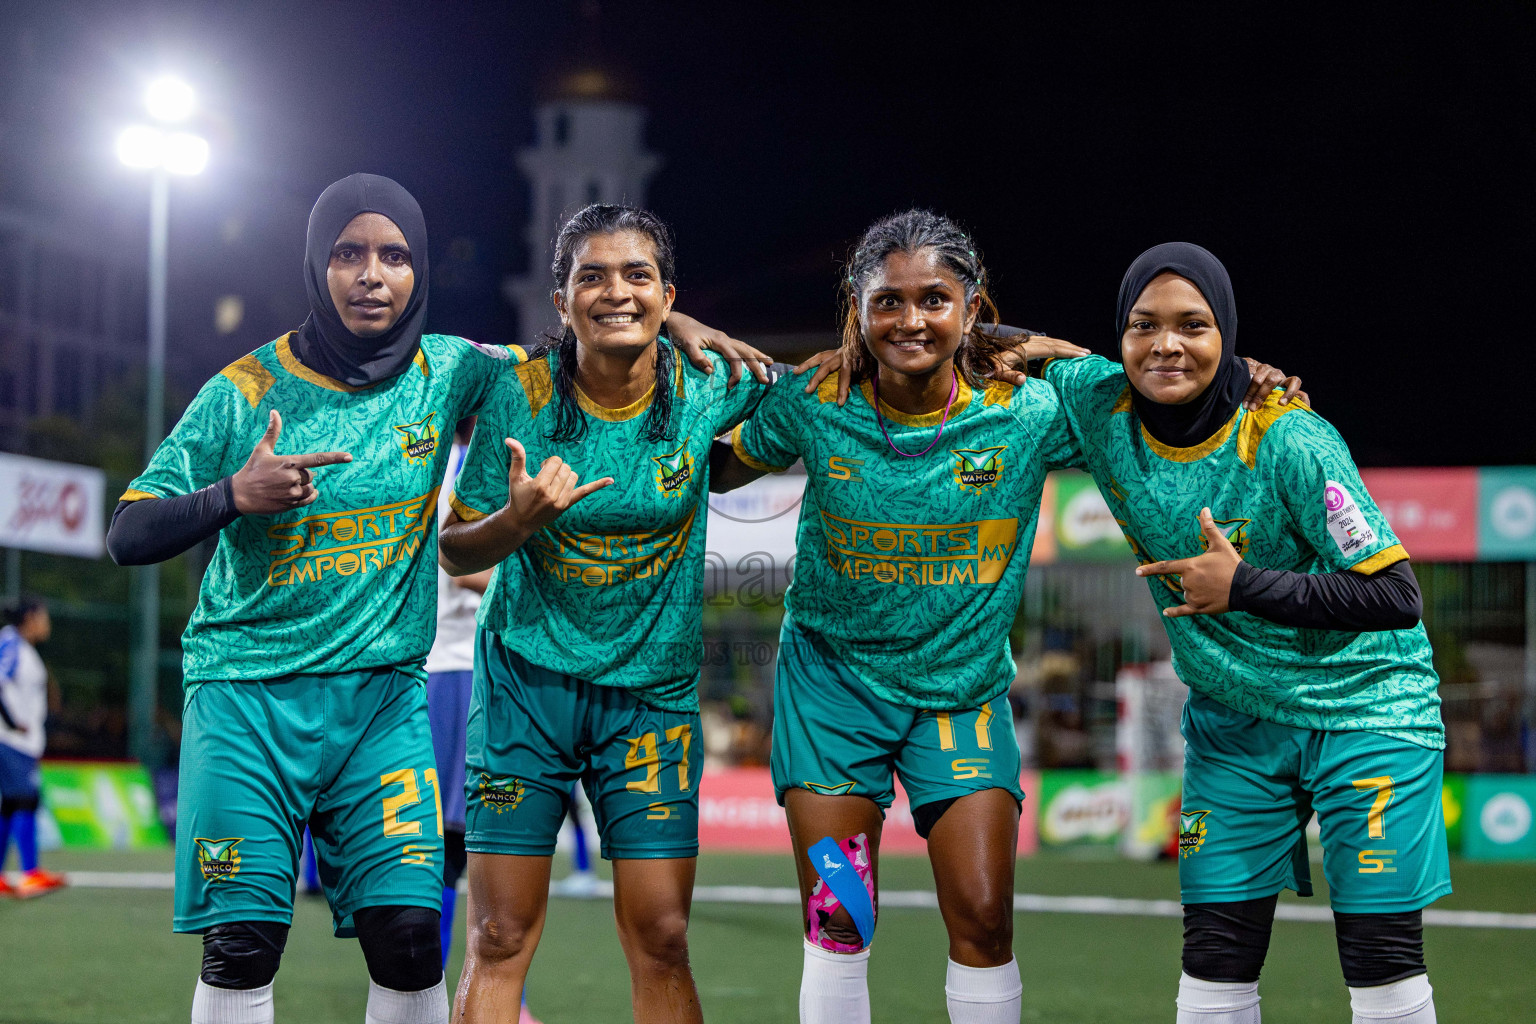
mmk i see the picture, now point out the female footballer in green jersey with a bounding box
[1043,243,1445,1024]
[440,204,844,1024]
[715,210,1083,1024]
[106,176,771,1024]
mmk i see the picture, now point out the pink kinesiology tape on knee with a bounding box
[806,833,875,952]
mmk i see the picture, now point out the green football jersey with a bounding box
[123,332,525,683]
[449,344,765,712]
[1045,355,1443,749]
[733,370,1081,711]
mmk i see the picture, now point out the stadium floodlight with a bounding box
[145,75,196,122]
[116,124,164,169]
[116,75,211,768]
[162,132,210,176]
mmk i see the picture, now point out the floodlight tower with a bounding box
[116,75,209,767]
[503,61,661,342]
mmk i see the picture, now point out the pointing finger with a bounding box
[288,451,352,469]
[569,477,614,502]
[1136,560,1187,578]
[1163,603,1196,618]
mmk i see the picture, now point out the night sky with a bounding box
[2,1,1530,465]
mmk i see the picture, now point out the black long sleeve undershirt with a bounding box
[106,477,242,566]
[1228,559,1422,632]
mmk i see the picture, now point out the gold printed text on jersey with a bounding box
[528,507,697,587]
[266,488,440,586]
[820,512,1019,585]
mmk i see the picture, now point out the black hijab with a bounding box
[1115,241,1249,448]
[293,173,429,387]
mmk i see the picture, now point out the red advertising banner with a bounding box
[1359,467,1479,561]
[698,767,1039,856]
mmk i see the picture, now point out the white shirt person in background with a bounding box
[0,595,66,898]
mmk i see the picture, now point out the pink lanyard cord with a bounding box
[872,369,958,458]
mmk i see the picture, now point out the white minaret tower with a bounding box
[503,63,662,344]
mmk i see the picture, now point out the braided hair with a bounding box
[838,209,1015,387]
[537,203,678,444]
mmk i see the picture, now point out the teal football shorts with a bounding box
[770,616,1024,814]
[465,630,702,860]
[1178,690,1451,913]
[173,666,444,936]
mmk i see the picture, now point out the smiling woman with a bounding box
[1042,242,1446,1024]
[440,203,797,1024]
[710,209,1093,1024]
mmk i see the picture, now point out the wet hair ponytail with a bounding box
[539,203,678,444]
[838,209,1014,387]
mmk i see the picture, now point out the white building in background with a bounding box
[503,66,662,344]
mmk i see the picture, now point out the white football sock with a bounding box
[945,957,1022,1023]
[364,978,448,1024]
[800,940,870,1024]
[1349,974,1435,1022]
[1175,973,1261,1023]
[191,981,274,1024]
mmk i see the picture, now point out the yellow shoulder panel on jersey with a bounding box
[1235,392,1312,469]
[413,347,430,377]
[1111,386,1134,415]
[220,354,277,408]
[516,359,554,419]
[675,356,686,397]
[816,370,842,404]
[119,488,159,502]
[508,343,528,363]
[982,380,1016,406]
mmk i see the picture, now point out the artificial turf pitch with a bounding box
[2,849,1533,1023]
